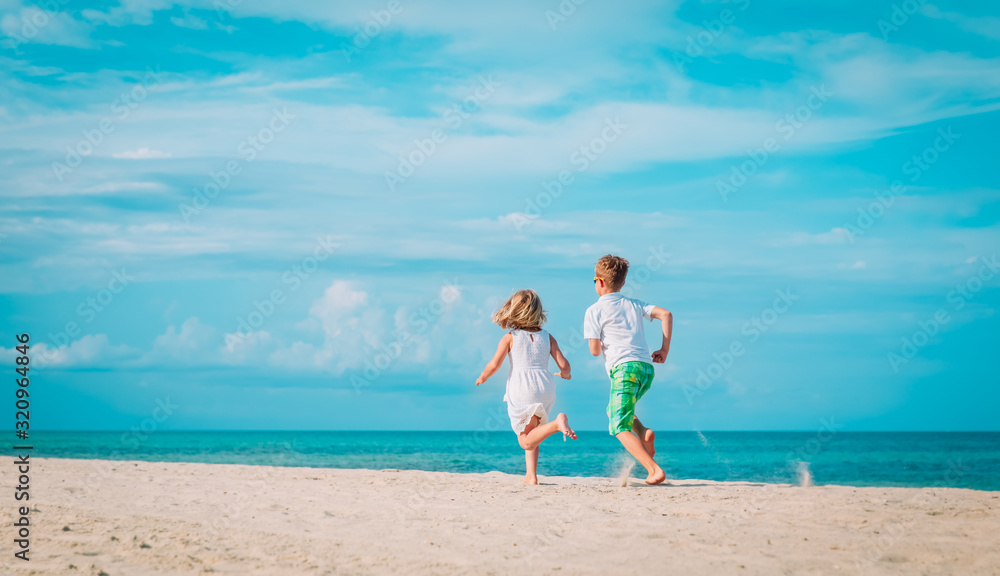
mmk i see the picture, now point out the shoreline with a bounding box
[28,454,999,492]
[2,458,998,575]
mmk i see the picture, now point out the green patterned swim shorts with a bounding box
[607,361,654,435]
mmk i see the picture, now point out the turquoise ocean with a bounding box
[26,430,1000,491]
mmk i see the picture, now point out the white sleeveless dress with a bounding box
[503,329,558,434]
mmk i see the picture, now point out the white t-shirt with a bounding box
[583,292,655,374]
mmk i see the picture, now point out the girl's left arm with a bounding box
[550,335,571,380]
[476,333,512,385]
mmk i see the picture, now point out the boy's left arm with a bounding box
[588,339,602,357]
[649,306,673,363]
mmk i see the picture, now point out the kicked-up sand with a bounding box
[3,458,998,575]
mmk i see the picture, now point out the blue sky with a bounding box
[1,0,998,431]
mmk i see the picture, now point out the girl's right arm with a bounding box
[476,333,512,385]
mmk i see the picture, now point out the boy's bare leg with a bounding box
[524,446,539,485]
[632,416,655,458]
[518,413,577,451]
[616,431,666,485]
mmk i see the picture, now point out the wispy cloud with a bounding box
[2,0,998,429]
[112,147,172,159]
[922,4,1000,40]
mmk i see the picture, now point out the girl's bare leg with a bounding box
[524,446,539,485]
[518,414,577,484]
[518,417,542,484]
[517,413,577,451]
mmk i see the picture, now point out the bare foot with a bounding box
[555,413,577,440]
[642,428,656,457]
[645,466,666,485]
[524,475,538,485]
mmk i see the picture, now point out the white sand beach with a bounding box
[4,458,998,575]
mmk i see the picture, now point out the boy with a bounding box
[584,254,672,485]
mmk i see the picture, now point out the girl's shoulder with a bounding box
[510,328,547,341]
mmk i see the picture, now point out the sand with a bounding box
[3,458,998,576]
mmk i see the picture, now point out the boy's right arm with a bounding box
[476,333,512,385]
[649,306,673,363]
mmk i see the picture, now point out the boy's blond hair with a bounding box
[492,289,547,331]
[595,254,629,290]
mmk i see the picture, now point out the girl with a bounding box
[476,289,577,485]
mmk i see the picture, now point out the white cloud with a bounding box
[31,334,140,369]
[310,280,374,336]
[222,280,388,374]
[825,49,1000,116]
[220,330,279,364]
[0,346,17,363]
[139,317,218,365]
[726,376,747,396]
[922,5,1000,40]
[112,147,172,159]
[232,278,484,379]
[754,33,1000,130]
[3,38,998,188]
[82,0,172,26]
[170,13,208,30]
[1,5,94,48]
[775,227,853,246]
[83,181,168,193]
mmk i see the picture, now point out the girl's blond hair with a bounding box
[492,289,547,331]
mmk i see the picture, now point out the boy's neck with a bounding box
[597,287,620,297]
